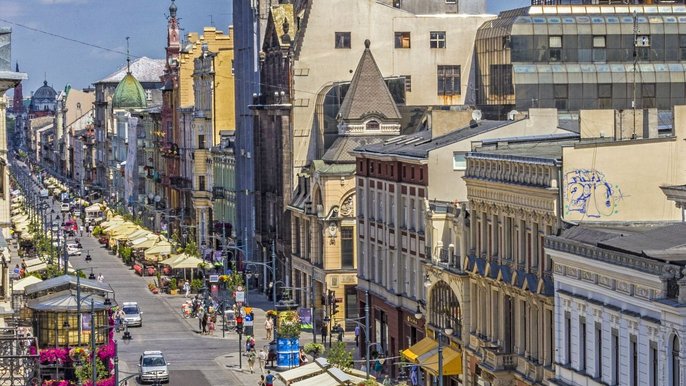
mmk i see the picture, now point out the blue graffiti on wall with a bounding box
[564,169,624,218]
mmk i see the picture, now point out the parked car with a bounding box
[122,302,143,327]
[138,350,169,384]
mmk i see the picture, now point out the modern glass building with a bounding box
[476,2,686,118]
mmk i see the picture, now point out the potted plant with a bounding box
[148,282,159,294]
[191,278,203,293]
[169,278,178,295]
[304,342,325,359]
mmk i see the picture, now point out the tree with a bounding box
[326,342,352,371]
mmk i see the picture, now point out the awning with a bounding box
[424,346,462,376]
[112,228,149,241]
[277,361,323,383]
[144,241,173,257]
[85,203,102,213]
[130,236,162,250]
[13,276,43,292]
[402,337,437,362]
[159,253,204,269]
[26,262,47,273]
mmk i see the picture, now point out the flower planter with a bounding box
[277,337,300,369]
[133,264,143,276]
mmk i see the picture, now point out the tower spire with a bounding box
[126,36,131,73]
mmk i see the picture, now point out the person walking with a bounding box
[97,273,104,282]
[354,325,360,347]
[258,375,266,386]
[197,308,205,332]
[247,348,257,374]
[264,317,273,341]
[201,311,209,335]
[208,313,216,335]
[320,323,327,344]
[258,348,267,374]
[265,370,275,386]
[183,280,191,298]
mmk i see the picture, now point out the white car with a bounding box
[138,351,169,384]
[122,302,143,327]
[66,243,81,256]
[60,203,70,212]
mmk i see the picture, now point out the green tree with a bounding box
[325,342,352,371]
[184,240,199,257]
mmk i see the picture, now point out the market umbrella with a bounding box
[112,228,149,241]
[131,235,162,250]
[143,241,173,261]
[166,254,204,269]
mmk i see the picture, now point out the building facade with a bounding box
[548,222,686,386]
[475,3,686,118]
[92,57,164,201]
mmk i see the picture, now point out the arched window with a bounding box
[366,120,380,130]
[673,335,681,386]
[429,281,461,337]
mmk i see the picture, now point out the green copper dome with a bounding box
[112,72,147,109]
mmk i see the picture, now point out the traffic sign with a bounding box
[209,275,219,283]
[236,291,245,302]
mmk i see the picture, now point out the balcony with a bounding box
[212,186,226,200]
[482,347,516,372]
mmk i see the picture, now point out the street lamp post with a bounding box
[414,307,453,386]
[345,290,371,379]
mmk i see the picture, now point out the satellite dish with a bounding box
[508,110,520,121]
[471,110,482,122]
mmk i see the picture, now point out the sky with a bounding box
[1,0,530,96]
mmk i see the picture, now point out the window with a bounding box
[335,32,351,49]
[453,152,466,170]
[636,35,651,47]
[366,120,379,131]
[341,226,354,268]
[631,335,637,386]
[593,35,606,48]
[680,35,686,60]
[580,317,586,372]
[554,84,568,110]
[403,75,412,92]
[612,329,619,385]
[598,83,612,108]
[651,341,658,386]
[437,65,461,96]
[673,335,680,386]
[198,135,205,149]
[596,323,603,378]
[429,281,462,338]
[489,64,513,96]
[565,312,571,364]
[430,31,446,48]
[395,32,411,49]
[549,36,562,61]
[198,176,206,191]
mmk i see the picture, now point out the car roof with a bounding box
[122,302,139,306]
[142,350,163,356]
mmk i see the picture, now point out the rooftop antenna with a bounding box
[209,14,214,27]
[632,10,638,139]
[126,36,131,73]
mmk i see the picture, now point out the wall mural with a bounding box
[564,169,624,218]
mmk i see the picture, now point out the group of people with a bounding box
[196,306,217,335]
[245,346,268,374]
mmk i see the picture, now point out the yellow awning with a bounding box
[402,337,437,363]
[424,346,462,376]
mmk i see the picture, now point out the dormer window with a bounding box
[366,120,379,131]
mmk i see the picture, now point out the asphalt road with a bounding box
[12,162,240,386]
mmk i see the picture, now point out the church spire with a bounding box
[126,37,131,73]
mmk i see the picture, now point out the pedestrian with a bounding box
[12,264,19,277]
[258,348,267,373]
[250,335,256,350]
[247,348,256,374]
[265,370,274,386]
[336,324,343,342]
[201,312,208,335]
[208,314,216,335]
[382,375,392,386]
[320,323,327,344]
[264,317,273,341]
[197,307,205,332]
[97,273,104,282]
[374,357,383,376]
[183,280,191,298]
[258,375,266,386]
[354,325,360,347]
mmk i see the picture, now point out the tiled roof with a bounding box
[95,57,165,84]
[338,40,401,123]
[322,136,386,163]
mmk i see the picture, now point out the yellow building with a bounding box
[187,27,235,247]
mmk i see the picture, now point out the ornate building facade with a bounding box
[463,139,569,386]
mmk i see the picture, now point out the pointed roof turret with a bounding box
[337,40,401,136]
[169,0,177,18]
